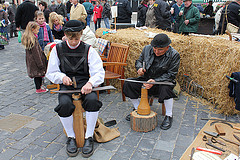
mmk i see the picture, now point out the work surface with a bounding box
[0,38,240,160]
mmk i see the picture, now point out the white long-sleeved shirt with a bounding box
[46,41,105,87]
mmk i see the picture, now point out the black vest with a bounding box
[56,41,90,89]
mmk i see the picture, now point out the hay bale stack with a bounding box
[96,28,239,115]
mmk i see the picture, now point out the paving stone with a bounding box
[24,119,44,129]
[151,149,172,160]
[102,141,120,152]
[131,149,151,160]
[116,121,131,136]
[29,125,49,138]
[110,153,126,160]
[115,145,136,158]
[123,133,142,147]
[31,132,59,148]
[179,124,195,136]
[10,135,38,150]
[176,135,194,148]
[10,127,32,141]
[0,148,20,160]
[159,128,178,141]
[38,143,63,158]
[90,148,113,160]
[154,140,175,152]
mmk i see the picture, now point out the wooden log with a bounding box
[72,94,85,148]
[215,124,226,136]
[130,110,157,132]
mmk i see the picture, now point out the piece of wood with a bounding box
[72,94,85,148]
[130,110,157,132]
[137,87,151,115]
[215,124,226,136]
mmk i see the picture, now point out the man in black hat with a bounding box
[123,33,180,130]
[46,20,105,158]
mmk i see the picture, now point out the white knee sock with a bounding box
[164,98,173,117]
[59,115,75,138]
[130,99,140,110]
[85,111,99,139]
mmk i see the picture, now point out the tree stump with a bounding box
[130,110,157,132]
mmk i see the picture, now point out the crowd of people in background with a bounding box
[0,0,239,51]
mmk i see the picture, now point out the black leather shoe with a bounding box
[66,137,79,157]
[160,116,173,130]
[125,109,136,121]
[82,137,94,158]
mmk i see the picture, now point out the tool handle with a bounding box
[226,75,239,83]
[233,126,240,130]
[196,147,222,155]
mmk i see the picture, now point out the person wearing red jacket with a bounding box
[93,0,103,31]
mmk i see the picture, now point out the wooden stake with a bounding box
[72,94,85,148]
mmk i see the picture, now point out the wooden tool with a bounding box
[215,124,226,136]
[131,86,157,132]
[72,77,85,148]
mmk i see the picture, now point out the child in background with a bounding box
[21,21,48,93]
[49,12,64,40]
[35,11,54,51]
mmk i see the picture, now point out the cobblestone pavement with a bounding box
[0,37,239,160]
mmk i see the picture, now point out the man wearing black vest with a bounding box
[46,20,105,158]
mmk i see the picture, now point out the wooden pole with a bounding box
[72,94,85,148]
[137,86,151,115]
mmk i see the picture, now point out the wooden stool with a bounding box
[130,86,157,132]
[149,98,166,116]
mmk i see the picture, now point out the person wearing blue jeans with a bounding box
[102,0,111,29]
[83,0,94,27]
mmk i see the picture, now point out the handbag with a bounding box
[225,5,239,33]
[93,12,97,24]
[18,30,22,43]
[0,26,9,45]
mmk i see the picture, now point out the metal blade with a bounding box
[204,131,219,138]
[51,86,116,94]
[220,136,240,146]
[234,134,240,142]
[118,78,175,86]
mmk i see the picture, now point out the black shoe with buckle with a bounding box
[66,137,79,157]
[82,137,94,158]
[125,109,136,121]
[160,116,173,130]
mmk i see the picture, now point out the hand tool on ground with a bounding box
[51,85,116,93]
[215,124,226,136]
[201,118,237,124]
[202,135,226,151]
[219,136,240,146]
[226,75,239,83]
[204,131,219,138]
[118,78,175,86]
[104,120,117,127]
[233,134,240,143]
[206,139,226,152]
[210,120,233,128]
[203,135,226,146]
[190,147,195,160]
[196,147,222,155]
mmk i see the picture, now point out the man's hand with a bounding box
[62,76,72,86]
[143,79,155,89]
[16,27,20,31]
[137,68,146,76]
[81,82,93,94]
[184,20,189,25]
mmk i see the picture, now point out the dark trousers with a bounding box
[123,77,176,103]
[9,22,17,37]
[34,77,42,89]
[54,85,102,117]
[95,18,101,31]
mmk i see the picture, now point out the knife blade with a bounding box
[190,147,195,160]
[234,134,240,142]
[204,131,219,138]
[219,136,240,146]
[51,86,116,93]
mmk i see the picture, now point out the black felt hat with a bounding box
[151,34,171,48]
[63,20,86,32]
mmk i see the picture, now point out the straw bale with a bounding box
[96,28,240,115]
